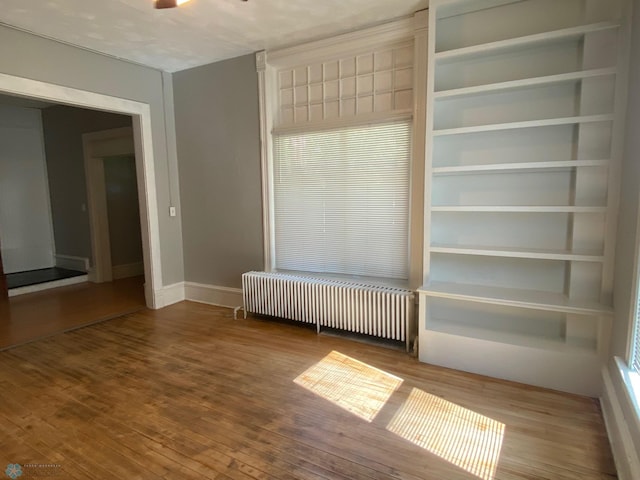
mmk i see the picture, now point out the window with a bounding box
[256,13,428,286]
[272,120,412,280]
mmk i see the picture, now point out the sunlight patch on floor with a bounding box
[294,350,403,422]
[387,387,505,480]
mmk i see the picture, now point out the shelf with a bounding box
[435,21,620,63]
[426,318,596,354]
[417,281,613,316]
[431,206,607,213]
[430,244,604,262]
[432,159,609,175]
[433,68,617,100]
[432,114,614,137]
[435,0,525,21]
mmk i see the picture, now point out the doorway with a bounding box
[0,101,89,294]
[83,127,144,284]
[0,71,163,308]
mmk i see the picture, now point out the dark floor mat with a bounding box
[7,267,86,289]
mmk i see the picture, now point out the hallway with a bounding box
[0,276,145,350]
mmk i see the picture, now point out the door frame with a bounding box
[83,126,136,284]
[0,73,162,308]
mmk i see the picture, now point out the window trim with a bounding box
[613,356,640,437]
[256,11,428,289]
[628,191,640,372]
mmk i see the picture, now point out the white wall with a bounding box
[0,104,55,273]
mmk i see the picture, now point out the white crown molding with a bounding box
[266,12,426,69]
[256,51,267,72]
[414,9,429,34]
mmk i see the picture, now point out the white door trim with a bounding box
[83,126,135,284]
[0,72,163,308]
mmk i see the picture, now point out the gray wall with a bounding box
[0,24,184,285]
[174,54,263,288]
[104,155,143,267]
[41,105,131,261]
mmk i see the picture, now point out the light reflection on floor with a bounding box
[387,387,504,480]
[294,351,505,479]
[293,350,403,422]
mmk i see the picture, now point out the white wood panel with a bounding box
[435,0,614,51]
[433,159,609,174]
[430,244,604,262]
[421,0,624,394]
[435,21,620,62]
[418,281,613,315]
[420,328,604,396]
[276,43,414,128]
[434,68,617,99]
[432,114,614,136]
[433,125,613,169]
[431,206,607,213]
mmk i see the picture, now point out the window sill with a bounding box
[614,356,640,433]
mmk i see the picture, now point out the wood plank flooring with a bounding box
[0,301,616,479]
[0,276,145,349]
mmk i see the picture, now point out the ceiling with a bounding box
[0,0,428,73]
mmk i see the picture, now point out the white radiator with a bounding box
[241,271,415,350]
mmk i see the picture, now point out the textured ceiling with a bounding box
[0,0,428,72]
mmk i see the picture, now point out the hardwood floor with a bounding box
[0,301,616,479]
[0,276,145,349]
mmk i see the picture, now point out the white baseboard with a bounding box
[153,282,186,309]
[150,281,243,310]
[55,254,89,272]
[9,275,88,297]
[112,262,144,280]
[601,360,640,480]
[184,282,243,309]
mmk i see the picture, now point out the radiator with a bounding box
[241,271,415,350]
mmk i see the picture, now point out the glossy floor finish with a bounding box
[0,301,616,479]
[0,276,145,350]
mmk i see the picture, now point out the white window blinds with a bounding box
[273,120,411,280]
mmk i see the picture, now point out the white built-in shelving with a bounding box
[433,68,617,99]
[432,114,615,136]
[420,0,627,396]
[429,244,604,262]
[434,21,620,62]
[432,159,609,175]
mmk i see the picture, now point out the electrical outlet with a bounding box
[169,206,177,217]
